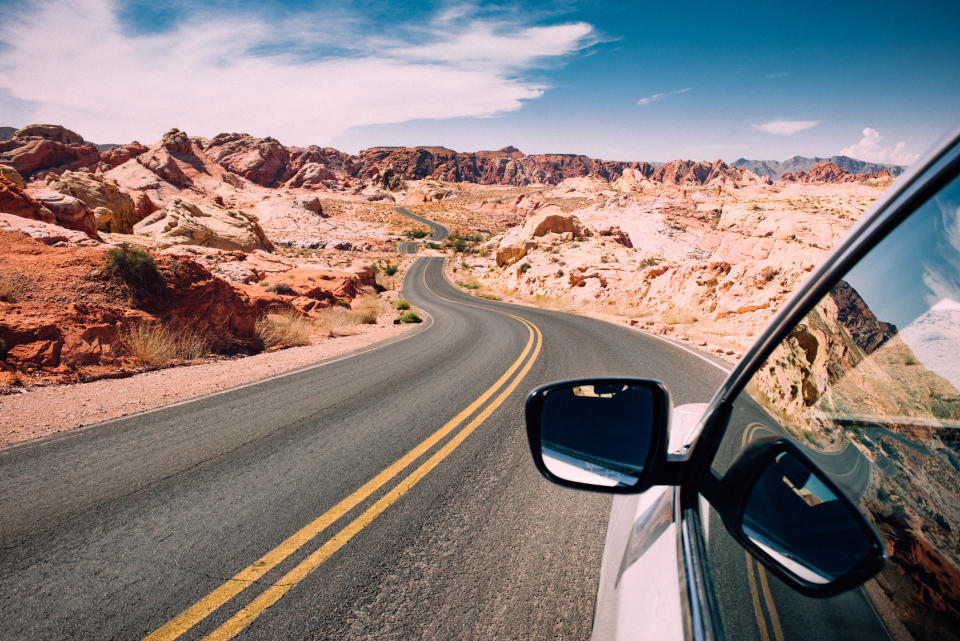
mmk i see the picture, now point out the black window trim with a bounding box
[674,123,960,641]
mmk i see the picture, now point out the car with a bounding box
[524,124,960,641]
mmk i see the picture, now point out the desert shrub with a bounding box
[398,312,422,323]
[395,299,411,310]
[662,307,698,325]
[268,282,295,296]
[519,263,531,274]
[335,299,351,308]
[449,238,467,252]
[318,306,359,336]
[405,228,429,239]
[122,322,209,365]
[256,313,312,348]
[480,293,501,301]
[760,265,780,282]
[354,295,381,324]
[461,261,470,269]
[0,275,15,302]
[383,264,399,276]
[457,280,480,290]
[425,242,442,250]
[105,244,160,298]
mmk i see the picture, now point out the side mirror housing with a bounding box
[715,438,886,597]
[525,378,671,493]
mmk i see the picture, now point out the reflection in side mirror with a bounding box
[719,439,886,597]
[525,378,670,494]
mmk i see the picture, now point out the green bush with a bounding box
[399,311,422,323]
[461,261,470,269]
[268,282,295,295]
[105,243,160,298]
[395,299,411,310]
[405,229,429,239]
[519,263,531,274]
[383,264,399,276]
[425,242,442,250]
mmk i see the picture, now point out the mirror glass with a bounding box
[540,382,656,487]
[742,450,874,584]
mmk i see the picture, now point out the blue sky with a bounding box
[1,0,957,164]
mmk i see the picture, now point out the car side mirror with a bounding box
[525,378,670,493]
[715,438,886,597]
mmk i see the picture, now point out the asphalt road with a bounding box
[395,207,447,254]
[0,252,726,639]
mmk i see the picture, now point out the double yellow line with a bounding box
[143,264,542,641]
[741,422,785,641]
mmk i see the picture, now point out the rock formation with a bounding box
[781,161,891,184]
[44,170,137,233]
[136,199,272,251]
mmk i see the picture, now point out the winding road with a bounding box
[0,214,726,640]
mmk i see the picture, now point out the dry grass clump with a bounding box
[122,323,209,365]
[662,306,699,325]
[256,313,313,348]
[318,306,360,337]
[353,293,381,325]
[0,275,15,302]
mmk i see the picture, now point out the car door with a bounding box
[692,128,960,641]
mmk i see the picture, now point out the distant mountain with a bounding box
[733,155,904,180]
[0,126,16,141]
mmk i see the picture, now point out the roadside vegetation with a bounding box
[255,312,313,349]
[105,243,161,302]
[121,322,210,365]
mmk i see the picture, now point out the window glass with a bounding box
[707,170,960,641]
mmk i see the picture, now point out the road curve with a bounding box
[395,207,448,254]
[0,251,726,640]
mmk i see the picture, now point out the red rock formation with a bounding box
[781,162,892,184]
[13,124,85,145]
[0,231,280,384]
[356,146,654,186]
[98,141,148,170]
[0,138,100,177]
[0,176,54,223]
[26,189,98,238]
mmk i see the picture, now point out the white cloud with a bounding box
[753,120,819,135]
[0,0,597,147]
[637,93,665,106]
[637,87,692,106]
[840,127,920,165]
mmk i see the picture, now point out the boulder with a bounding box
[524,209,586,238]
[13,124,85,145]
[44,170,138,233]
[0,165,25,188]
[137,199,272,252]
[0,213,99,246]
[495,241,538,268]
[0,176,55,224]
[361,186,395,202]
[28,189,98,238]
[256,268,362,303]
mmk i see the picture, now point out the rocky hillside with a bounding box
[734,155,904,180]
[781,161,892,183]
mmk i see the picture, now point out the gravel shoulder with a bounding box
[0,318,420,448]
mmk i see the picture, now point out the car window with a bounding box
[706,168,960,641]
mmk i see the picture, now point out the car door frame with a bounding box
[673,125,960,641]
